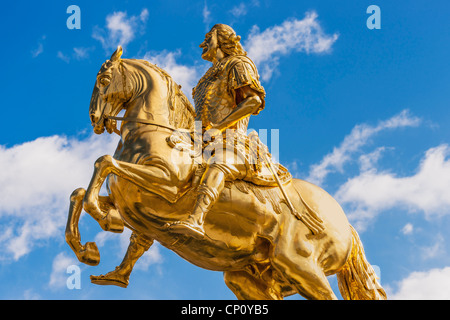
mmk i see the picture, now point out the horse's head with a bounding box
[89,46,133,134]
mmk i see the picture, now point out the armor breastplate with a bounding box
[193,56,251,134]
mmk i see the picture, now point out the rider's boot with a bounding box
[169,184,219,239]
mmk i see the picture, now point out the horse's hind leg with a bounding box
[224,270,284,300]
[271,244,337,300]
[90,232,153,288]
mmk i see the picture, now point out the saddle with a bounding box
[166,129,292,187]
[166,129,324,235]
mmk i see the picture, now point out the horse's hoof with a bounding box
[78,242,100,266]
[90,274,128,288]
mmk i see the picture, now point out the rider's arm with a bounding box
[212,85,262,132]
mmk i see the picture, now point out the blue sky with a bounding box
[1,0,450,300]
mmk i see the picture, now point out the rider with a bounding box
[168,24,269,238]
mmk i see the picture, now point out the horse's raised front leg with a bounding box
[66,187,124,265]
[65,188,100,266]
[82,155,125,233]
[83,154,187,221]
[90,232,153,288]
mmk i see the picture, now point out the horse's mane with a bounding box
[126,58,196,130]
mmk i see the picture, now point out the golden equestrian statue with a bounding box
[65,24,386,300]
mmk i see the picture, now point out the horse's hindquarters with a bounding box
[288,179,352,274]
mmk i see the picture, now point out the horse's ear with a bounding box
[111,45,123,62]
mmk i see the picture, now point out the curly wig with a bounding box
[211,24,247,56]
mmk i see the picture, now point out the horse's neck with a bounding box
[121,64,172,135]
[125,92,170,123]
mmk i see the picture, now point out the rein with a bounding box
[107,115,177,133]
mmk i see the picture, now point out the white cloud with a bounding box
[420,235,445,260]
[32,43,44,58]
[31,35,46,58]
[93,9,149,51]
[401,223,414,235]
[48,252,78,290]
[134,243,163,271]
[23,289,41,300]
[0,133,119,261]
[57,47,92,63]
[57,51,70,63]
[358,147,387,172]
[307,110,421,186]
[244,12,339,81]
[389,267,450,299]
[202,1,211,27]
[230,3,247,18]
[335,144,450,230]
[73,47,90,60]
[140,8,149,23]
[229,1,260,18]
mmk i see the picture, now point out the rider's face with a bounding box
[200,29,219,62]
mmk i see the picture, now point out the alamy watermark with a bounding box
[66,264,81,289]
[367,5,381,30]
[167,121,282,169]
[67,5,81,30]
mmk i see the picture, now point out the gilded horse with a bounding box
[65,47,386,300]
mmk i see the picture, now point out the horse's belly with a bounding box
[171,188,276,271]
[170,237,257,271]
[108,177,268,271]
[163,196,271,271]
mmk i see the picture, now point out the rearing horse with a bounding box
[65,46,386,300]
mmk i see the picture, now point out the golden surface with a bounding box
[65,24,386,300]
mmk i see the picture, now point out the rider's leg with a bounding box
[168,164,226,238]
[169,150,247,238]
[90,232,153,288]
[189,165,225,224]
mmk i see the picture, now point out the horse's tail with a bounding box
[337,225,387,300]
